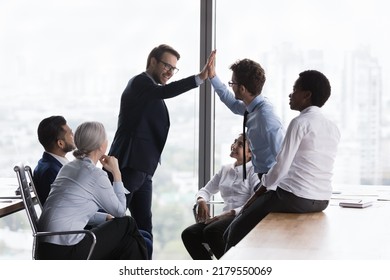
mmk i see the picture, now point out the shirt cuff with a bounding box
[113,181,130,194]
[232,207,241,215]
[195,75,204,86]
[88,212,107,226]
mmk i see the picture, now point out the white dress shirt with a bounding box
[47,152,69,166]
[261,106,340,200]
[197,161,259,214]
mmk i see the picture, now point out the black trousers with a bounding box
[182,216,234,260]
[223,187,329,253]
[121,168,153,236]
[37,216,148,260]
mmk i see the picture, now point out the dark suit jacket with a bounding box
[108,72,197,175]
[33,152,63,205]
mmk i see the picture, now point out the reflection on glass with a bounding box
[215,0,390,186]
[0,0,199,260]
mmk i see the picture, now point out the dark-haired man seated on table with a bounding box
[223,70,341,254]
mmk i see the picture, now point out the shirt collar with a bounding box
[233,160,253,169]
[143,71,158,85]
[300,106,320,114]
[246,95,265,113]
[46,152,69,166]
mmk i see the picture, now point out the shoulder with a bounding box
[121,72,156,100]
[66,159,108,182]
[40,152,60,163]
[253,98,284,129]
[132,72,152,84]
[123,73,152,91]
[220,163,234,172]
[254,97,279,119]
[83,160,109,182]
[35,154,62,173]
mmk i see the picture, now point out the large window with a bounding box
[214,0,390,186]
[0,0,199,259]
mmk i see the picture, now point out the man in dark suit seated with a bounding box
[33,116,75,205]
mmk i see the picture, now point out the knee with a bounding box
[203,225,218,239]
[181,225,201,244]
[181,227,192,242]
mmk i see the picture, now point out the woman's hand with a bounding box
[205,209,235,225]
[196,199,210,223]
[100,155,122,182]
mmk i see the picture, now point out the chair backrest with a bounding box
[14,163,97,260]
[24,165,43,210]
[14,163,39,235]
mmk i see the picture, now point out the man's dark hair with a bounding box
[230,59,266,96]
[296,70,331,107]
[37,116,67,151]
[146,44,180,69]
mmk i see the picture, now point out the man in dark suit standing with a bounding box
[33,116,75,205]
[108,44,214,252]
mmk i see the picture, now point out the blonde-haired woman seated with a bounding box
[38,121,147,259]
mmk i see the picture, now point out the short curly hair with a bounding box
[296,70,331,107]
[230,59,266,96]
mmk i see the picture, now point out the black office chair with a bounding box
[24,165,43,210]
[14,163,97,260]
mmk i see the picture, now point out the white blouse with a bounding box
[197,161,259,214]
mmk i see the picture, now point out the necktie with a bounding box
[243,110,249,180]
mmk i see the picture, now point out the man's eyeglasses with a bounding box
[228,81,239,87]
[159,60,179,74]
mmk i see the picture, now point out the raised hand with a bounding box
[199,50,216,80]
[208,50,216,79]
[100,155,122,182]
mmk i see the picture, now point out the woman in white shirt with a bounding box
[224,70,341,253]
[181,134,259,259]
[37,121,147,259]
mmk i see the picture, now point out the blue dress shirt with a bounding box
[210,75,285,173]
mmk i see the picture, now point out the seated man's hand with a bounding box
[240,186,267,214]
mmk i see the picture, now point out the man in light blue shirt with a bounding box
[208,54,285,176]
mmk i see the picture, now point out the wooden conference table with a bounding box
[222,185,390,260]
[0,177,25,218]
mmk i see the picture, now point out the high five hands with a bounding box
[199,50,217,80]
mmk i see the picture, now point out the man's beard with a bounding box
[62,142,76,153]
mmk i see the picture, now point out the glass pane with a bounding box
[0,0,199,259]
[215,0,390,186]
